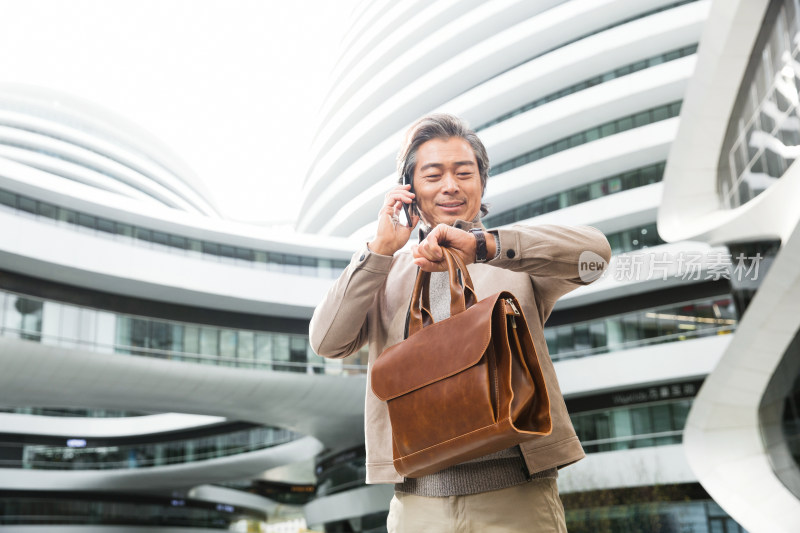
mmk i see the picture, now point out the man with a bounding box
[310,113,611,532]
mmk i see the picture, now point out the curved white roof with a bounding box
[0,84,221,217]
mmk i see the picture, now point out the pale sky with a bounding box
[0,0,360,226]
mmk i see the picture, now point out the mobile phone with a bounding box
[398,174,416,227]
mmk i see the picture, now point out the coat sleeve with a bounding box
[309,244,395,359]
[486,224,612,323]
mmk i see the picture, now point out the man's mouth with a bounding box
[437,201,465,210]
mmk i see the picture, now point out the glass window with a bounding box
[610,409,633,439]
[290,336,308,373]
[115,316,132,354]
[151,231,169,246]
[135,228,153,243]
[115,223,134,237]
[572,324,591,353]
[589,321,606,349]
[149,321,173,354]
[219,329,237,365]
[631,406,653,436]
[235,248,254,261]
[544,328,558,355]
[129,318,149,354]
[622,171,640,190]
[556,326,573,354]
[58,208,77,225]
[301,256,316,276]
[183,326,200,357]
[589,181,605,199]
[572,185,590,205]
[96,218,115,234]
[639,309,660,339]
[77,213,96,229]
[169,235,188,249]
[12,296,43,341]
[600,123,616,137]
[652,106,669,122]
[58,304,82,345]
[273,335,291,371]
[219,245,236,259]
[18,196,37,214]
[268,252,285,267]
[255,333,273,367]
[641,164,661,184]
[168,323,184,354]
[201,241,220,256]
[543,196,559,213]
[671,400,691,429]
[0,190,15,208]
[199,327,218,360]
[237,331,254,364]
[604,316,625,349]
[619,314,640,343]
[37,202,58,220]
[632,111,650,128]
[651,403,673,433]
[76,307,97,346]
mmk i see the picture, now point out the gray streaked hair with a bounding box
[397,113,490,217]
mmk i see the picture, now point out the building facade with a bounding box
[0,0,798,532]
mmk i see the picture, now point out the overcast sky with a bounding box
[0,0,359,226]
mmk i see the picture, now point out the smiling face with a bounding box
[412,137,483,227]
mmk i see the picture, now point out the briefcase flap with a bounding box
[371,294,499,401]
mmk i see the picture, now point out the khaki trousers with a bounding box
[386,477,568,533]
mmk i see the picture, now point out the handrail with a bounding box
[0,429,299,470]
[1,287,370,374]
[552,324,735,361]
[1,325,368,374]
[579,429,683,448]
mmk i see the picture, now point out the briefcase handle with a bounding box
[409,248,478,335]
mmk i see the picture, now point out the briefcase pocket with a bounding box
[381,346,498,457]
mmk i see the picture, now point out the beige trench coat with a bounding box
[310,220,612,484]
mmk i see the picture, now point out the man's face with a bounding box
[412,137,483,227]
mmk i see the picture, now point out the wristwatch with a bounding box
[470,228,488,263]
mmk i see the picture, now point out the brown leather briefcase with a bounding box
[371,248,552,478]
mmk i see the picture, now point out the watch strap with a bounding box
[470,228,488,263]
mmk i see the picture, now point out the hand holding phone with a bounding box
[399,198,416,227]
[369,184,418,256]
[398,173,416,228]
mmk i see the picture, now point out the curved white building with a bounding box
[0,85,364,531]
[0,85,221,218]
[301,1,796,532]
[1,1,798,532]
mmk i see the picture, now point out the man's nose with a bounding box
[441,173,459,192]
